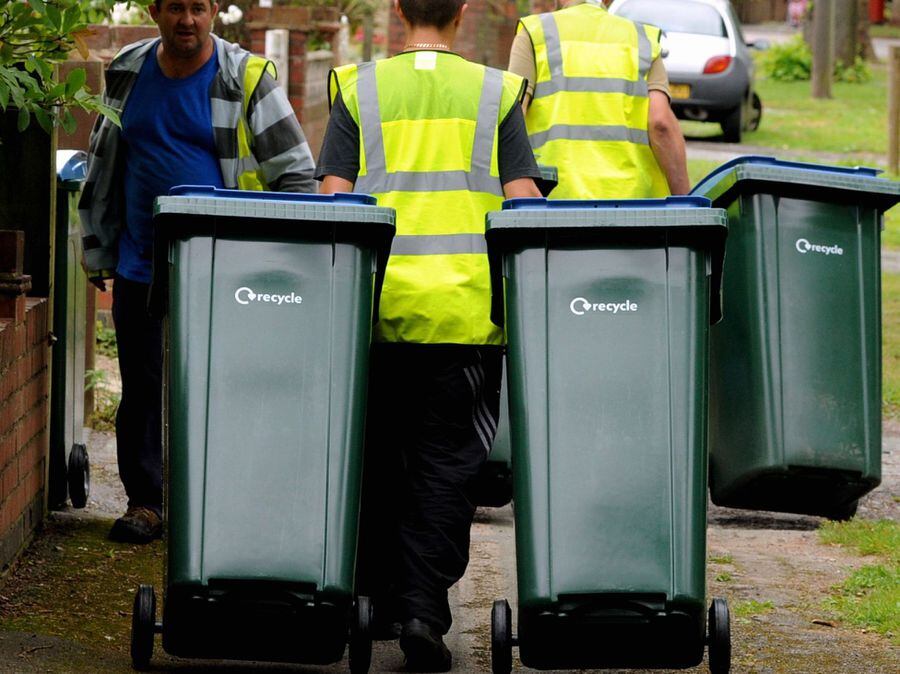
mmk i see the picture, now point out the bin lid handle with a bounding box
[691,155,882,196]
[167,185,378,206]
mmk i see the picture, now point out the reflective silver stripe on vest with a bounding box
[356,61,388,181]
[354,61,503,196]
[534,77,648,98]
[539,13,564,80]
[532,12,650,100]
[529,124,649,148]
[470,67,502,177]
[391,233,488,256]
[634,22,653,79]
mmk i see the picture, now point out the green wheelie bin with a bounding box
[693,156,900,521]
[485,197,731,673]
[48,150,90,510]
[130,187,394,672]
[472,166,558,509]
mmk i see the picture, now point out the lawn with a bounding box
[883,273,900,418]
[818,519,900,644]
[679,60,890,160]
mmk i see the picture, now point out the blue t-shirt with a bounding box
[118,43,224,283]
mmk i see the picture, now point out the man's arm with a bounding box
[507,28,537,116]
[648,90,690,195]
[315,89,361,195]
[247,68,316,193]
[320,176,354,194]
[503,178,541,199]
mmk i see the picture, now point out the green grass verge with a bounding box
[818,520,899,644]
[870,23,900,39]
[732,599,774,619]
[884,274,900,418]
[680,64,889,157]
[819,519,900,564]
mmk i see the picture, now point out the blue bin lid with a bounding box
[502,195,712,210]
[692,155,900,211]
[56,150,87,185]
[167,184,378,206]
[485,196,728,325]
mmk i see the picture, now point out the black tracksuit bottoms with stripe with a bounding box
[357,343,503,635]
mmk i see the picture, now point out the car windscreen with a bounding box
[616,0,727,37]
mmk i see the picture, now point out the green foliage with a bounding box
[714,571,733,583]
[833,56,872,84]
[709,553,734,565]
[94,319,117,358]
[758,35,812,82]
[0,0,147,132]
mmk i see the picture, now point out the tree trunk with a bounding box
[833,0,857,66]
[812,0,834,98]
[858,0,876,61]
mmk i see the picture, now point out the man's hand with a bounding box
[81,259,113,291]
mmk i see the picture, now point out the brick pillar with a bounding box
[0,230,50,573]
[250,27,267,56]
[0,232,29,323]
[288,29,308,122]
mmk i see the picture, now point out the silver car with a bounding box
[610,0,763,142]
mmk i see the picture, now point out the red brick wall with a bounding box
[0,232,50,575]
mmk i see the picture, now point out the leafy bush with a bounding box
[758,35,812,82]
[834,56,872,84]
[0,0,139,132]
[95,320,118,358]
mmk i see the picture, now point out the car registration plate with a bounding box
[670,83,691,100]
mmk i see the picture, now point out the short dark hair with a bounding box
[154,0,215,9]
[398,0,465,28]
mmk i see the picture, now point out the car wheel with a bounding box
[747,92,762,132]
[721,105,742,143]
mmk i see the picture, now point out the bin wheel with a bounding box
[748,92,762,131]
[826,499,858,522]
[67,444,90,509]
[491,599,513,674]
[131,584,155,670]
[349,595,373,674]
[707,597,731,674]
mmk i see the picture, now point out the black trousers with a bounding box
[111,276,163,515]
[357,343,503,634]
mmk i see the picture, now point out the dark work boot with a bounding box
[400,618,452,672]
[109,506,162,544]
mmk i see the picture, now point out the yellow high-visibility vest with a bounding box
[331,52,524,345]
[236,56,274,191]
[520,0,669,199]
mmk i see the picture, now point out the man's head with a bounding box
[395,0,466,29]
[149,0,219,60]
